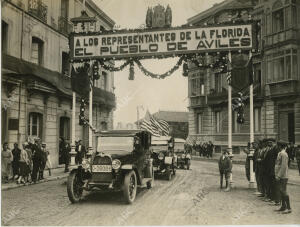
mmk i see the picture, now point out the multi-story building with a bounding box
[186,0,300,154]
[1,0,116,168]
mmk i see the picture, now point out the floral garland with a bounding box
[98,59,132,72]
[133,56,185,79]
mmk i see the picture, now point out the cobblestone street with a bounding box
[2,160,300,226]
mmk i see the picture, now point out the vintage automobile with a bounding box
[150,136,176,180]
[67,130,154,204]
[174,138,191,170]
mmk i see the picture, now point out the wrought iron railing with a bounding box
[28,0,47,23]
[58,16,73,35]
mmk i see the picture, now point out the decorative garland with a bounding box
[98,59,132,72]
[134,56,185,79]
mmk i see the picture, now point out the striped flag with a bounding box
[140,110,170,137]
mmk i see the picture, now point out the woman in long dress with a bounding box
[45,144,52,176]
[1,142,12,183]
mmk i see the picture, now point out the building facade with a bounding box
[1,0,116,168]
[186,0,300,154]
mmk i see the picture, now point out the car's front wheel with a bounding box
[123,170,137,204]
[67,171,83,203]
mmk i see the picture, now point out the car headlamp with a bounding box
[112,159,121,170]
[158,152,164,160]
[82,158,90,169]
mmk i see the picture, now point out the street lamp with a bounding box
[69,10,97,165]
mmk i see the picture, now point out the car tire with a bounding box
[67,171,83,203]
[187,160,191,170]
[123,170,137,204]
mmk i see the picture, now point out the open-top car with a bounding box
[174,138,191,170]
[150,136,176,180]
[67,130,154,204]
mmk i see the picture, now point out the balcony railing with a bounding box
[28,0,47,23]
[189,96,206,108]
[268,79,299,98]
[58,16,73,36]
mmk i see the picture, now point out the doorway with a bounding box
[279,111,295,143]
[59,116,70,164]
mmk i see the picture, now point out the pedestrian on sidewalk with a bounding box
[2,142,12,183]
[11,143,21,180]
[45,144,52,176]
[295,145,300,176]
[24,143,33,183]
[275,141,292,214]
[31,138,43,183]
[17,142,29,184]
[63,142,71,173]
[218,150,232,192]
[39,142,48,180]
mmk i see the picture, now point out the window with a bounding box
[2,20,8,54]
[101,71,108,90]
[273,9,284,33]
[254,108,261,132]
[60,117,70,141]
[266,49,298,83]
[61,0,69,19]
[31,37,44,65]
[232,112,240,133]
[215,73,224,93]
[28,113,43,138]
[197,113,202,134]
[215,111,221,133]
[101,122,108,131]
[61,52,69,75]
[253,63,261,84]
[190,72,205,96]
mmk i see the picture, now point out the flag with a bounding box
[71,63,91,98]
[231,55,253,89]
[140,110,170,137]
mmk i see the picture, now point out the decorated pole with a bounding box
[88,81,93,155]
[249,51,255,188]
[227,51,233,187]
[70,91,77,165]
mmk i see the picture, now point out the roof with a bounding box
[86,0,115,27]
[98,130,149,137]
[152,136,172,141]
[187,0,255,25]
[152,110,188,123]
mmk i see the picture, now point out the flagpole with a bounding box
[249,51,255,189]
[227,51,233,188]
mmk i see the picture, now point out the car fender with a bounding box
[121,165,142,185]
[121,164,133,170]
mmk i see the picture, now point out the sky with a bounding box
[94,0,222,127]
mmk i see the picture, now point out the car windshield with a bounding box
[174,142,184,150]
[97,136,134,155]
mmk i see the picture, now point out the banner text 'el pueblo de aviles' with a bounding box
[70,24,254,60]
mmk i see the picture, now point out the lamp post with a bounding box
[69,10,97,164]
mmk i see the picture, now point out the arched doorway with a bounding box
[59,116,70,164]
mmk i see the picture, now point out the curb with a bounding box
[1,174,68,191]
[192,157,300,187]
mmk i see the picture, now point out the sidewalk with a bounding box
[1,167,69,191]
[192,155,300,186]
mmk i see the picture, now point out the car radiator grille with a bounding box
[93,156,112,165]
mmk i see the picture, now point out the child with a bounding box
[218,150,232,192]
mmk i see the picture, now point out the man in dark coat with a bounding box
[75,140,86,164]
[11,143,21,179]
[63,142,71,172]
[31,139,43,183]
[218,150,232,192]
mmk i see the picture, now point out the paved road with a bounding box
[2,161,300,225]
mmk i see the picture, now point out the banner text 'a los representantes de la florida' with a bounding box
[70,24,255,60]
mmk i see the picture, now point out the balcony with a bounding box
[268,80,299,98]
[189,96,206,108]
[58,16,73,36]
[28,0,47,23]
[207,88,228,106]
[265,29,299,48]
[93,87,116,109]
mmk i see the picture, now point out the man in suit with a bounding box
[75,140,86,164]
[11,143,21,179]
[31,138,43,183]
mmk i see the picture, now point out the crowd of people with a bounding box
[192,141,214,158]
[1,138,52,184]
[245,138,299,214]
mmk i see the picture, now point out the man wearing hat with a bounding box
[275,141,292,214]
[39,142,48,180]
[218,150,232,192]
[75,140,86,164]
[31,138,43,183]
